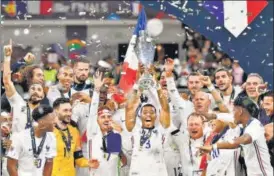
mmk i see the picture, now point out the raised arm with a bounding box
[165,59,193,110]
[157,84,171,128]
[125,86,140,132]
[3,39,16,98]
[86,71,104,137]
[199,74,229,113]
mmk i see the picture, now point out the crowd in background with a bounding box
[0,26,273,176]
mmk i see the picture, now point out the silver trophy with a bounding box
[135,30,156,90]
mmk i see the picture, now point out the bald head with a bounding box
[193,91,211,113]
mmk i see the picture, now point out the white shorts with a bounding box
[164,150,181,176]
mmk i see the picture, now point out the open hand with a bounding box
[164,58,174,73]
[93,71,105,90]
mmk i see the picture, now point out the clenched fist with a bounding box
[24,52,35,64]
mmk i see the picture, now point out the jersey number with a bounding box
[145,140,151,149]
[173,166,182,176]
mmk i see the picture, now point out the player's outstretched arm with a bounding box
[7,158,18,176]
[157,85,170,129]
[125,86,140,132]
[199,133,252,154]
[86,71,104,136]
[3,39,16,98]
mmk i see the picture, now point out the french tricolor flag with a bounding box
[131,1,142,16]
[119,8,147,94]
[203,0,268,37]
[27,1,53,15]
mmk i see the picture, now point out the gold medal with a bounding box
[34,158,41,168]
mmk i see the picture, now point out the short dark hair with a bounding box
[53,98,71,109]
[32,105,53,122]
[214,68,232,78]
[140,104,156,114]
[234,96,259,117]
[264,91,274,99]
[187,72,200,81]
[72,57,90,67]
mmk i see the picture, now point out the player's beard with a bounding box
[60,115,71,125]
[29,94,43,105]
[220,84,229,92]
[76,75,87,84]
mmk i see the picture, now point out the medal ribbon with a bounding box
[59,128,72,156]
[139,129,153,148]
[30,127,47,158]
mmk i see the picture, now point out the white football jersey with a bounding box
[87,132,120,176]
[7,129,56,176]
[7,92,34,133]
[221,86,242,112]
[72,102,90,156]
[241,119,273,176]
[86,91,120,176]
[166,77,194,131]
[162,124,181,176]
[47,85,70,107]
[206,126,243,176]
[129,126,168,176]
[72,102,90,176]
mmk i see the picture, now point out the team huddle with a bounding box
[1,40,273,176]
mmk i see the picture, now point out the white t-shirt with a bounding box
[7,129,57,176]
[206,126,243,176]
[241,119,273,176]
[8,92,33,133]
[129,126,168,176]
[47,85,70,107]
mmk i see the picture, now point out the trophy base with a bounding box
[138,73,155,91]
